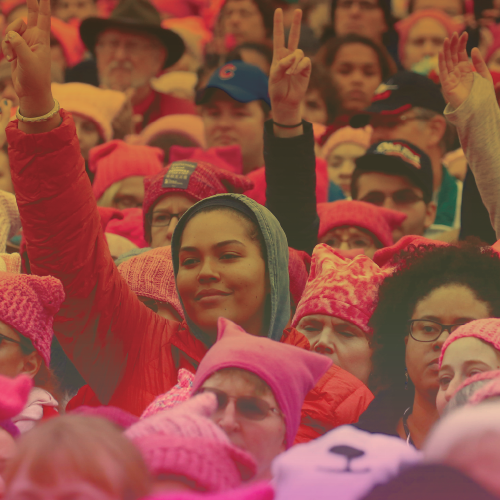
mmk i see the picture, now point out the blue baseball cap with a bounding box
[196,60,271,107]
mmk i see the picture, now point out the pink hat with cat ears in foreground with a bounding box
[192,318,332,449]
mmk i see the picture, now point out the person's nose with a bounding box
[382,196,397,211]
[217,400,240,433]
[423,40,438,58]
[215,112,232,130]
[165,216,179,242]
[314,330,335,355]
[339,240,350,251]
[198,257,220,283]
[434,329,450,351]
[113,42,128,61]
[339,160,355,180]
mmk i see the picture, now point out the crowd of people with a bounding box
[1,0,500,498]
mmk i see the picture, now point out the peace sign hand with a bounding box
[1,0,55,119]
[269,8,311,126]
[438,31,493,110]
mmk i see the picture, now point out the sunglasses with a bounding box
[361,189,424,206]
[198,387,282,421]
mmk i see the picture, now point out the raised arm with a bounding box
[264,9,319,255]
[439,32,500,239]
[2,0,176,414]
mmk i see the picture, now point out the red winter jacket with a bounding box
[7,111,373,438]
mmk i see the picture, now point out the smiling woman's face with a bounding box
[176,209,268,339]
[436,337,500,415]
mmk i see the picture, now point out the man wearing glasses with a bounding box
[351,71,462,239]
[351,140,436,242]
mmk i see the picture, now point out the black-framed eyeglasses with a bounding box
[408,319,469,342]
[361,189,424,207]
[197,387,282,421]
[0,333,21,345]
[147,211,184,228]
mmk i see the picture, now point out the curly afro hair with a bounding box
[369,242,500,392]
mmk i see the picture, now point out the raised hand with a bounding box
[269,8,311,128]
[439,31,493,110]
[1,0,56,124]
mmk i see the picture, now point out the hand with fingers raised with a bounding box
[439,31,493,110]
[1,0,61,132]
[270,8,312,136]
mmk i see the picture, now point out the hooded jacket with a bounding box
[6,110,373,435]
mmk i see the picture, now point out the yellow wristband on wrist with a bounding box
[16,99,60,123]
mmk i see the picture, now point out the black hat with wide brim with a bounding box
[80,0,185,69]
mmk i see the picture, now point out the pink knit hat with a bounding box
[106,208,148,248]
[126,392,257,492]
[141,482,274,500]
[395,9,464,64]
[135,114,206,151]
[317,200,407,247]
[288,248,311,307]
[52,83,127,142]
[90,141,164,202]
[292,244,392,334]
[117,245,184,319]
[469,375,500,405]
[143,160,253,239]
[439,319,500,369]
[373,235,448,268]
[169,145,244,174]
[321,126,371,161]
[0,272,65,366]
[141,368,193,419]
[192,317,332,449]
[0,374,32,438]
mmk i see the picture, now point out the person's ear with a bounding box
[20,351,42,379]
[426,115,447,149]
[155,47,168,76]
[404,335,409,346]
[424,201,437,229]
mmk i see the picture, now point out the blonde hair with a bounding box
[4,415,151,499]
[97,181,122,208]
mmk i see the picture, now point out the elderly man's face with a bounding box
[95,29,167,92]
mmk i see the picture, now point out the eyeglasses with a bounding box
[337,0,379,10]
[360,189,424,207]
[148,211,184,228]
[95,38,160,56]
[408,319,469,342]
[325,234,374,249]
[197,387,282,421]
[371,114,431,129]
[0,333,21,345]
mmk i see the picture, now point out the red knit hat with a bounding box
[169,145,244,174]
[0,273,65,366]
[117,245,184,319]
[395,9,464,64]
[292,244,392,334]
[373,235,448,268]
[192,317,332,449]
[317,200,407,247]
[90,141,164,202]
[288,248,311,307]
[142,160,254,238]
[439,319,500,369]
[135,114,206,151]
[126,392,257,492]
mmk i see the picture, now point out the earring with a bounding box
[405,367,408,391]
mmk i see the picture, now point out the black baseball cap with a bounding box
[350,71,446,129]
[354,140,434,203]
